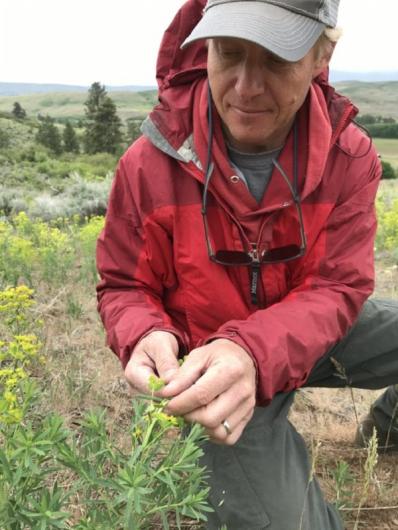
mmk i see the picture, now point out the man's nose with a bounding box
[234,62,265,99]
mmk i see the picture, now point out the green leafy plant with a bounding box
[57,401,211,529]
[0,213,104,288]
[0,286,212,529]
[331,460,355,510]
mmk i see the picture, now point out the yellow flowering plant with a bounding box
[0,286,41,424]
[0,285,212,529]
[0,213,104,288]
[0,213,214,529]
[0,285,73,529]
[376,196,398,261]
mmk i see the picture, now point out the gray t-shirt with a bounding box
[227,144,283,203]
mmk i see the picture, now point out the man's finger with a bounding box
[132,331,180,387]
[152,351,180,383]
[205,408,255,446]
[141,331,180,383]
[125,358,156,393]
[165,362,235,415]
[160,346,222,400]
[183,384,253,430]
[160,362,204,398]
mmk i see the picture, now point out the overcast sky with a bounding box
[1,0,397,86]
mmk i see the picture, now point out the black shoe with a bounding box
[355,412,398,452]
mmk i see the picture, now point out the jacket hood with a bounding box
[156,0,207,92]
[142,0,357,161]
[141,0,207,160]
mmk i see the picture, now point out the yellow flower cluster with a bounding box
[133,375,184,441]
[0,285,34,331]
[6,335,42,363]
[0,286,41,425]
[78,216,105,247]
[0,212,105,286]
[0,285,34,313]
[138,402,181,438]
[376,197,398,256]
[0,360,27,423]
[153,410,180,428]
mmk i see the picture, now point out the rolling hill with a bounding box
[0,90,158,122]
[0,82,156,97]
[330,70,398,83]
[334,81,398,120]
[0,81,397,122]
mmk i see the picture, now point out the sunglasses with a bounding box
[201,88,307,305]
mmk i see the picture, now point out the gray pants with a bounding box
[202,299,398,530]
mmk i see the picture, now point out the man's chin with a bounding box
[226,130,273,153]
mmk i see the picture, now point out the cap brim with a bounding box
[182,1,325,61]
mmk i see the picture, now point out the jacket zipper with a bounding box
[188,163,268,308]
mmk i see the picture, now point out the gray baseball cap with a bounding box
[182,0,340,61]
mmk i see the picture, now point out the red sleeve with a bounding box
[96,155,188,368]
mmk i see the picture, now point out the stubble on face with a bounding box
[207,38,328,153]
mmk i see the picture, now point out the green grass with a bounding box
[335,81,398,121]
[1,81,397,125]
[374,138,398,169]
[0,114,117,219]
[0,90,158,122]
[0,115,117,189]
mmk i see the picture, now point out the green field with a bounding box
[374,138,398,168]
[0,80,397,124]
[335,81,398,121]
[0,90,158,122]
[1,86,397,172]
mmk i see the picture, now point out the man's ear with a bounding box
[312,42,335,79]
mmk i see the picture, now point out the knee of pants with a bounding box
[201,402,343,530]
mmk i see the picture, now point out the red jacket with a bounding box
[97,0,381,404]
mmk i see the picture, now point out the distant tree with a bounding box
[126,119,142,144]
[357,113,377,125]
[368,123,398,139]
[36,115,63,155]
[382,117,396,124]
[85,82,107,115]
[83,82,122,154]
[94,97,123,153]
[357,114,396,126]
[63,121,80,153]
[381,160,397,179]
[12,102,27,120]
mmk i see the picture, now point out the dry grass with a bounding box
[34,260,398,529]
[290,262,398,530]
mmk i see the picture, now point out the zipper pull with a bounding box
[250,262,260,305]
[249,243,260,306]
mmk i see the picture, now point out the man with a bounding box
[97,0,398,528]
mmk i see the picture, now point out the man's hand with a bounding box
[162,339,257,445]
[124,330,180,393]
